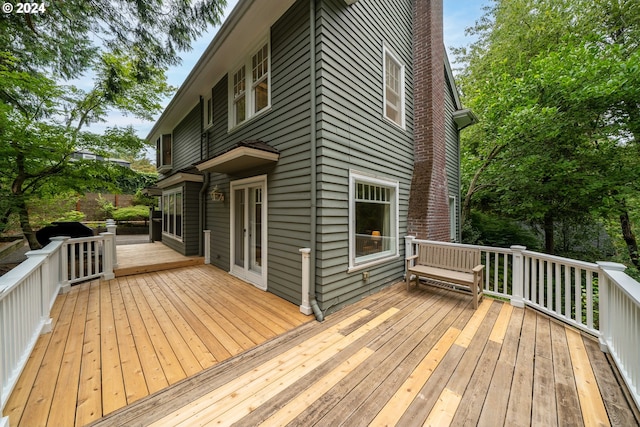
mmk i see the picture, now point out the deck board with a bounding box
[6,264,638,427]
[114,243,204,277]
[5,264,310,427]
[89,283,638,427]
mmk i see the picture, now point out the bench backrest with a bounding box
[416,243,480,273]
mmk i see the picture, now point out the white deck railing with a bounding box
[0,232,115,419]
[406,236,640,409]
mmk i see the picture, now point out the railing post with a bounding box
[203,230,211,264]
[50,236,70,294]
[28,247,56,334]
[106,219,118,268]
[100,232,115,280]
[299,248,312,315]
[510,245,526,308]
[596,261,626,353]
[405,236,415,278]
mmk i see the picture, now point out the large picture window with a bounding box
[229,39,271,129]
[383,45,405,129]
[162,188,183,240]
[349,171,399,269]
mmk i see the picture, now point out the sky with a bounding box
[87,0,490,142]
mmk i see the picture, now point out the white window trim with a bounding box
[228,36,272,131]
[348,170,400,272]
[203,95,213,130]
[162,187,183,242]
[382,44,406,129]
[229,175,268,290]
[156,133,173,173]
[449,196,458,242]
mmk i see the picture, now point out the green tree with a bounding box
[1,0,226,248]
[455,0,640,259]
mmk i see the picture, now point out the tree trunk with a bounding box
[16,197,40,249]
[461,144,503,226]
[544,212,555,254]
[620,210,639,268]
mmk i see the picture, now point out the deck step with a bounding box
[114,257,204,277]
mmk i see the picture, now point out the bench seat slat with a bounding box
[407,265,474,287]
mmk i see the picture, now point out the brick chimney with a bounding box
[407,0,449,241]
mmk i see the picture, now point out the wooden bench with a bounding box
[406,242,484,309]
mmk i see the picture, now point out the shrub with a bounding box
[53,210,86,223]
[112,205,150,221]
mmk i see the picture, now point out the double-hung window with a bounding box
[162,188,183,240]
[349,171,399,269]
[229,40,271,129]
[383,45,405,128]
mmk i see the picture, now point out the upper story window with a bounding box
[156,134,172,173]
[229,39,271,130]
[383,45,405,129]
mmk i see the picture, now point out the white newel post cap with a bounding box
[596,261,627,272]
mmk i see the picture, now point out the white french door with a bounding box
[230,175,267,290]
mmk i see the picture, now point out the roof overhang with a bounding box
[156,172,204,189]
[141,186,162,196]
[146,0,297,141]
[196,145,279,174]
[452,109,479,130]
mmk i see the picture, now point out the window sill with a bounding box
[347,253,400,273]
[162,232,183,243]
[382,115,406,131]
[157,164,172,174]
[228,106,272,134]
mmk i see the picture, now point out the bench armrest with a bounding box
[472,264,484,273]
[406,254,418,270]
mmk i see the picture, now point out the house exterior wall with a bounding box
[173,106,203,172]
[205,0,312,304]
[313,0,415,313]
[444,72,461,242]
[153,0,462,314]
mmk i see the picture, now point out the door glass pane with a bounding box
[249,187,262,274]
[234,189,245,268]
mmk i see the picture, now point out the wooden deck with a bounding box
[4,265,311,427]
[91,282,639,427]
[114,242,204,277]
[5,265,639,427]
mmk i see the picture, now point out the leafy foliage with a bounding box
[455,0,640,261]
[0,0,226,248]
[112,205,150,222]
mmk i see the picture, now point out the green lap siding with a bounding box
[313,0,414,314]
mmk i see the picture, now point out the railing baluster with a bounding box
[546,261,552,311]
[586,271,593,329]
